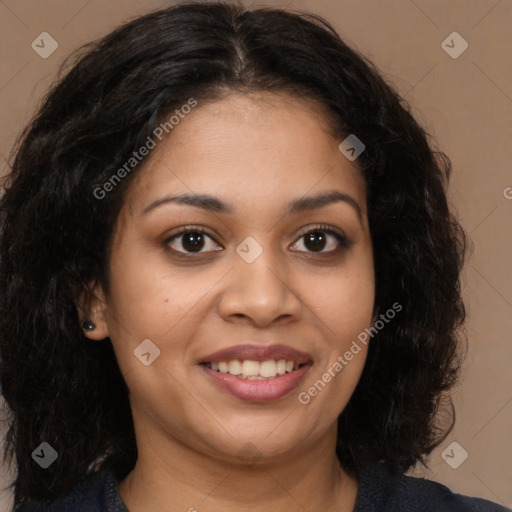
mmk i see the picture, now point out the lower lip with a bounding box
[201,364,312,402]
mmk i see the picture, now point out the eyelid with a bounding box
[294,223,348,242]
[163,224,218,240]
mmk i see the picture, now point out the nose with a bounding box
[217,246,303,327]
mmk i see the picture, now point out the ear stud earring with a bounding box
[82,321,96,332]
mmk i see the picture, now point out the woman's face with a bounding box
[90,92,375,464]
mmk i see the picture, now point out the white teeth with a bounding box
[259,360,277,378]
[228,360,243,375]
[206,359,302,378]
[242,360,260,377]
[218,362,229,373]
[276,359,286,375]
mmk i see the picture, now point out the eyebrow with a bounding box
[142,190,363,223]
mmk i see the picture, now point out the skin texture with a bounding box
[83,92,375,512]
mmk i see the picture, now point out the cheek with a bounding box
[295,259,374,410]
[106,246,215,339]
[303,264,375,343]
[104,251,232,381]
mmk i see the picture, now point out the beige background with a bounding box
[0,0,511,510]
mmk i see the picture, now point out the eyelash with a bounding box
[163,224,351,258]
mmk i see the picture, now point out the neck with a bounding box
[118,421,358,512]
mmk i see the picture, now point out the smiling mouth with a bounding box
[201,359,308,380]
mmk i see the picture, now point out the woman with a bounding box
[0,2,508,511]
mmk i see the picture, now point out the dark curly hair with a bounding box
[0,0,467,506]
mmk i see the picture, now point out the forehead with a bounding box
[124,92,367,217]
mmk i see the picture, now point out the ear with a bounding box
[76,279,110,341]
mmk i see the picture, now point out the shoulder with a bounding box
[354,461,511,512]
[12,464,127,512]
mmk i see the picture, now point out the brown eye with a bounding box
[291,225,351,254]
[165,228,222,254]
[303,231,328,251]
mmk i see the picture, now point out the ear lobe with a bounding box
[76,280,110,341]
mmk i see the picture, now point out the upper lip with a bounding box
[200,344,312,364]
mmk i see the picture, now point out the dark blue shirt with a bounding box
[14,460,511,511]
